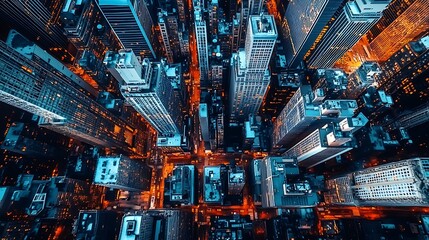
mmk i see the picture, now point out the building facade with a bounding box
[229,15,277,122]
[282,0,344,67]
[369,0,429,62]
[306,0,390,68]
[325,158,429,206]
[0,31,145,156]
[104,50,183,137]
[98,0,156,58]
[283,121,361,168]
[272,85,358,151]
[194,1,210,88]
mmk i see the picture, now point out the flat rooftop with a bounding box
[119,215,143,240]
[250,15,277,36]
[228,170,244,184]
[94,156,120,185]
[157,134,182,147]
[204,166,222,203]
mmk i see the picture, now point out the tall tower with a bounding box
[0,31,145,156]
[249,0,263,15]
[376,35,429,107]
[0,0,68,50]
[158,9,180,63]
[325,158,429,206]
[306,0,390,68]
[229,15,277,122]
[194,1,210,88]
[283,120,365,168]
[98,0,156,59]
[282,0,344,68]
[272,85,357,151]
[104,50,182,136]
[369,0,429,62]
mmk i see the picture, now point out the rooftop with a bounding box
[261,157,318,207]
[157,134,182,147]
[94,156,120,185]
[119,215,143,240]
[250,15,277,36]
[204,166,223,203]
[228,170,244,184]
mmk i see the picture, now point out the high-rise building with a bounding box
[93,155,152,192]
[0,31,145,156]
[119,210,194,240]
[0,0,68,51]
[283,121,362,168]
[345,61,381,99]
[369,0,429,62]
[158,10,175,63]
[229,15,277,122]
[260,67,304,119]
[232,14,241,52]
[209,215,253,240]
[250,0,263,15]
[259,157,319,207]
[157,0,181,63]
[384,102,429,131]
[272,85,358,151]
[306,0,391,68]
[325,158,429,206]
[194,1,210,88]
[376,35,429,108]
[208,0,219,36]
[104,50,183,137]
[1,122,68,158]
[282,0,344,67]
[98,0,156,58]
[176,0,188,25]
[238,0,251,48]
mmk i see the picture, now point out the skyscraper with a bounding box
[282,0,344,67]
[93,155,152,192]
[104,50,183,137]
[98,0,156,58]
[369,0,429,62]
[260,68,304,119]
[194,1,210,88]
[306,0,390,68]
[284,121,363,168]
[325,158,429,206]
[229,14,277,122]
[376,35,429,107]
[272,85,358,151]
[0,31,145,156]
[0,0,68,50]
[158,10,175,63]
